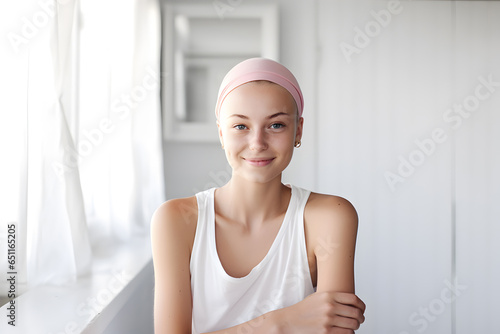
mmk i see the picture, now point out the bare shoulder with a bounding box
[304,192,358,228]
[304,192,359,292]
[150,196,198,252]
[151,196,198,227]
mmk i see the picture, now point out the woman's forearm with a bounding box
[201,290,365,334]
[202,309,282,334]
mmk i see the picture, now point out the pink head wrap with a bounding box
[215,58,304,119]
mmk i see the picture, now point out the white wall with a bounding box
[316,1,500,333]
[158,1,500,333]
[454,3,500,333]
[317,1,454,332]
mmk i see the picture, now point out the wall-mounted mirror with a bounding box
[162,3,279,142]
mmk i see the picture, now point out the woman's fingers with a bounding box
[331,291,366,313]
[323,292,366,329]
[329,305,365,326]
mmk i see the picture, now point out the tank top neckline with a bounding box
[207,185,297,282]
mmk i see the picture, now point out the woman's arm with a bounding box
[307,194,359,293]
[279,194,366,333]
[151,198,197,334]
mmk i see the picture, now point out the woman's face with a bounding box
[217,81,303,184]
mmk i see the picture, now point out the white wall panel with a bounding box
[454,2,500,333]
[317,1,454,333]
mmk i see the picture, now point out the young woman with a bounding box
[151,58,366,334]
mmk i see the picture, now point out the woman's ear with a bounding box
[295,116,304,144]
[217,120,224,149]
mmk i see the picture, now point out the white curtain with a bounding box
[317,1,499,333]
[77,0,164,245]
[0,0,164,291]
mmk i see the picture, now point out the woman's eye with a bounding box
[270,123,285,129]
[234,124,247,130]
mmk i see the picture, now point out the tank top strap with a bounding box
[191,187,216,266]
[289,184,311,213]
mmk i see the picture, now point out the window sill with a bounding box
[0,235,152,334]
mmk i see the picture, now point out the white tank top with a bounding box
[190,184,315,333]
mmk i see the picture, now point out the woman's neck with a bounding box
[215,175,291,228]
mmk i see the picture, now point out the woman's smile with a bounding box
[243,157,275,167]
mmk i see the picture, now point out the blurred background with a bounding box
[1,0,499,333]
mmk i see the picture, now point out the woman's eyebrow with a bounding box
[228,112,291,120]
[268,112,292,119]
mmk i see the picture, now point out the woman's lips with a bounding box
[244,158,275,167]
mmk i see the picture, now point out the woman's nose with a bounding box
[249,129,268,151]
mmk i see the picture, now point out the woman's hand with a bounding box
[273,291,366,334]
